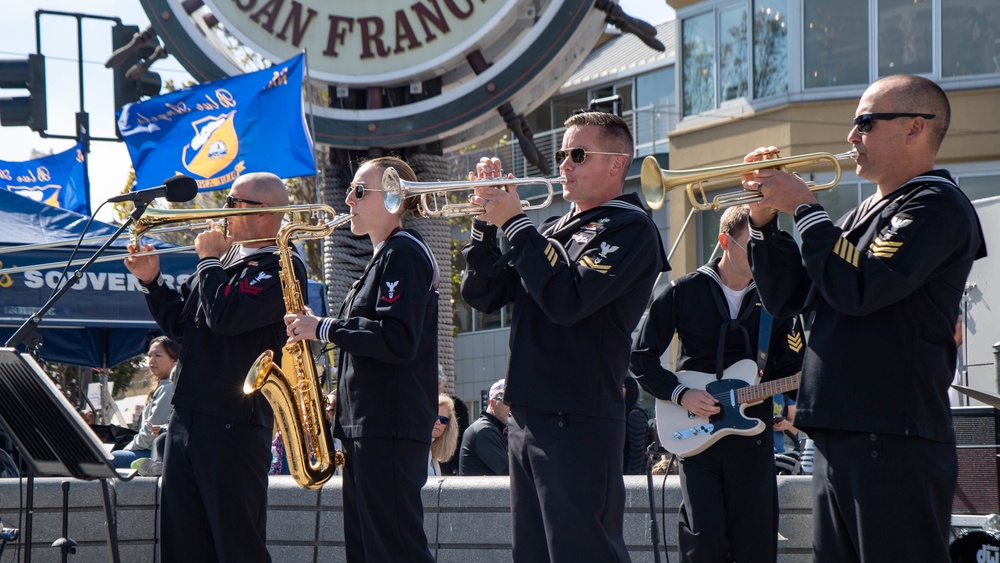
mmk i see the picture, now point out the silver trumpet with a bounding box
[381,167,563,218]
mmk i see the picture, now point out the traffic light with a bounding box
[0,54,47,132]
[109,24,162,111]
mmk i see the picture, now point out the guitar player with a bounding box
[630,204,804,562]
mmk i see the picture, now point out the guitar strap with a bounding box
[755,307,772,384]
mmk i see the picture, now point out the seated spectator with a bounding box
[438,372,469,476]
[429,395,459,476]
[111,336,178,469]
[459,379,510,476]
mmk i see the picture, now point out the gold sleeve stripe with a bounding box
[871,238,903,248]
[787,332,803,352]
[579,255,612,274]
[544,243,558,267]
[869,237,903,259]
[833,237,860,268]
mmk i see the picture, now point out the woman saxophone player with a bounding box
[285,156,439,563]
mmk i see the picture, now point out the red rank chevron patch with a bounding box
[381,280,401,303]
[239,278,263,295]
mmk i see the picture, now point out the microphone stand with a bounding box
[5,201,148,353]
[5,201,147,563]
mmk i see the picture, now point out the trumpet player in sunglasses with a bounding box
[460,111,668,562]
[742,75,986,562]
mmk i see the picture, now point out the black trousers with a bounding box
[341,436,434,563]
[677,432,778,563]
[507,405,631,563]
[160,408,272,563]
[811,429,956,563]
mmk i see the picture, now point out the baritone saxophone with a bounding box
[245,214,350,490]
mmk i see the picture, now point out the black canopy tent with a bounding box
[0,188,326,369]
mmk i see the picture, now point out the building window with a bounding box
[941,0,1000,78]
[636,67,676,155]
[683,11,716,116]
[878,0,932,77]
[804,0,869,88]
[753,0,789,98]
[719,4,749,102]
[958,173,1000,202]
[682,1,789,116]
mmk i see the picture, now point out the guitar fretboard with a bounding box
[736,373,801,404]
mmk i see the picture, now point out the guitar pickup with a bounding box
[673,423,715,441]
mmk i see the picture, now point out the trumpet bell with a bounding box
[641,150,857,212]
[382,167,404,214]
[641,156,669,210]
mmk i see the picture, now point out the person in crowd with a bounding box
[112,336,178,469]
[461,111,668,562]
[438,371,469,476]
[743,74,986,562]
[125,172,302,562]
[430,394,459,476]
[630,204,804,562]
[459,379,510,476]
[79,409,95,425]
[285,156,438,563]
[772,394,799,454]
[622,376,650,475]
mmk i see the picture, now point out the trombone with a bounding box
[381,167,562,217]
[641,149,858,212]
[0,204,348,275]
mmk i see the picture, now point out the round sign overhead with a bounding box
[204,0,520,86]
[139,0,612,150]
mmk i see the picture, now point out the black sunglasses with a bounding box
[347,183,382,200]
[554,147,629,165]
[852,113,936,134]
[437,415,450,425]
[225,195,264,207]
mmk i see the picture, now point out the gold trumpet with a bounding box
[381,167,562,217]
[641,149,858,212]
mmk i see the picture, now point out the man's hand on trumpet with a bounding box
[468,156,521,227]
[742,145,819,225]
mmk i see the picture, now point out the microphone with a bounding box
[108,175,199,204]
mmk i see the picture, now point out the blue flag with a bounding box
[0,142,89,215]
[117,54,315,192]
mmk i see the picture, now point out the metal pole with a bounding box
[992,342,1000,399]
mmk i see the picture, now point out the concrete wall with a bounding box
[0,475,816,562]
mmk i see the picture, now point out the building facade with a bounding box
[451,0,1000,409]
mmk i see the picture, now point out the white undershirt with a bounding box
[720,284,752,319]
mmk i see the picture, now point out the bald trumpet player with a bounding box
[742,75,986,562]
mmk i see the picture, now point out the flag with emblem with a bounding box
[1,141,89,215]
[116,54,315,192]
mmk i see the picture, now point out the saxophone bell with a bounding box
[244,216,349,490]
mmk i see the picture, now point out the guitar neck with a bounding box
[736,373,801,404]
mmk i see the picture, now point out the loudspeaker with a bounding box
[952,406,1000,514]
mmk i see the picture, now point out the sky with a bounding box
[0,0,675,223]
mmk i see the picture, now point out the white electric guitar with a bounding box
[654,359,800,458]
